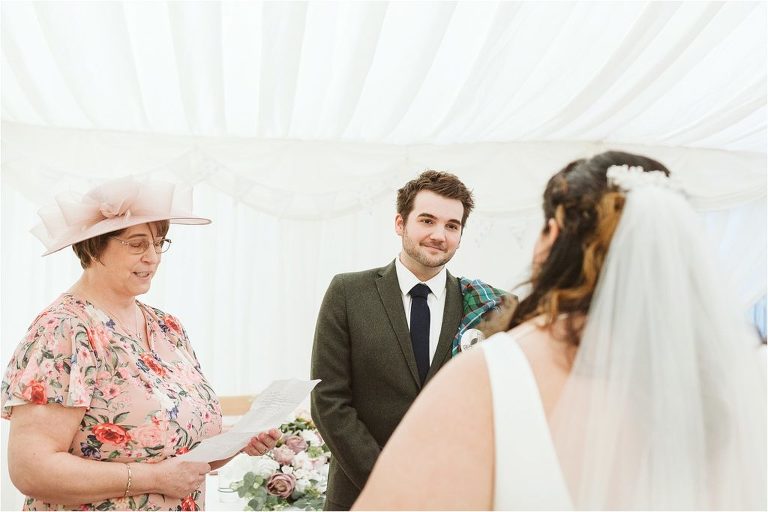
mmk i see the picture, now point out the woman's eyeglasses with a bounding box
[111,237,172,254]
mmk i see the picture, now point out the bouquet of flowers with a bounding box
[231,412,330,511]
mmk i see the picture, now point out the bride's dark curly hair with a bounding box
[509,151,671,345]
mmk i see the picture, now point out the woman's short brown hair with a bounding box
[72,220,170,269]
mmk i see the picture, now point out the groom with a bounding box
[311,170,477,510]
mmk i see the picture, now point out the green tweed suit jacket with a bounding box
[310,260,463,510]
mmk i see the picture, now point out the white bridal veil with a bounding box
[549,169,767,510]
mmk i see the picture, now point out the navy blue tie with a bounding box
[409,283,431,385]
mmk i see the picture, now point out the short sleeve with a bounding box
[1,313,101,418]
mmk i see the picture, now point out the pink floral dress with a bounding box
[1,293,223,511]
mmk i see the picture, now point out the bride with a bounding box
[354,151,766,510]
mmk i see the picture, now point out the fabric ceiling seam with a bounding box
[216,3,228,135]
[31,3,102,128]
[568,5,760,140]
[117,1,152,131]
[471,3,581,141]
[432,2,540,142]
[281,2,310,137]
[718,124,768,151]
[378,2,458,141]
[320,3,389,138]
[0,44,47,126]
[660,83,767,144]
[640,4,763,142]
[427,2,523,141]
[1,12,57,126]
[166,2,196,134]
[474,2,612,140]
[257,2,307,137]
[336,3,390,138]
[342,2,456,140]
[390,3,498,143]
[520,2,695,139]
[539,4,679,138]
[3,118,765,156]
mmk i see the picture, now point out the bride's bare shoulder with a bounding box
[508,316,576,417]
[510,316,579,358]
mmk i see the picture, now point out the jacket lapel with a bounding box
[376,261,421,387]
[426,270,462,383]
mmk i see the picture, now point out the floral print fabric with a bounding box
[1,293,222,511]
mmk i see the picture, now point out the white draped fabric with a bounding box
[1,1,766,509]
[2,2,765,150]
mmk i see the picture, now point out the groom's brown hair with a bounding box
[396,170,475,228]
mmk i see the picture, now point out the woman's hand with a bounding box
[150,458,211,499]
[240,428,282,456]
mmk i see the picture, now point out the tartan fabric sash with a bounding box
[451,277,510,356]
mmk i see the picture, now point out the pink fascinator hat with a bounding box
[31,177,211,256]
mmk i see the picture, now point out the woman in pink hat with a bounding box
[1,178,280,511]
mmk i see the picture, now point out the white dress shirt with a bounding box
[395,255,447,364]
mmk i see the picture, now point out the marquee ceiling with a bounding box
[2,1,765,153]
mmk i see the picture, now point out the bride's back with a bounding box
[511,318,576,422]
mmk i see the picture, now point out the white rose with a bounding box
[281,465,294,475]
[299,429,321,446]
[291,451,313,470]
[295,477,311,494]
[222,453,255,482]
[318,479,327,493]
[250,457,279,478]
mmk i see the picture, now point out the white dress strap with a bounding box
[482,331,572,510]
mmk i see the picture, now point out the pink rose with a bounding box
[164,315,183,336]
[130,423,164,448]
[87,324,111,351]
[272,445,295,465]
[21,380,47,405]
[92,423,130,445]
[266,472,296,498]
[283,435,307,454]
[98,382,121,399]
[139,353,167,377]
